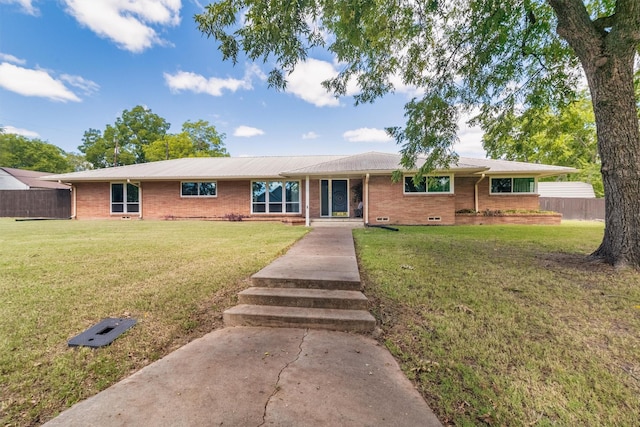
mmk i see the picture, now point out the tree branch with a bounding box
[593,14,616,34]
[608,0,640,48]
[546,0,603,61]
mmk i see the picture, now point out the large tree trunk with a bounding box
[549,0,640,267]
[587,54,640,267]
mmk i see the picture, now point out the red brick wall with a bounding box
[455,214,562,225]
[75,182,110,219]
[73,176,540,222]
[455,177,540,212]
[455,177,476,211]
[367,175,456,225]
[308,179,320,217]
[477,178,539,211]
[74,180,306,220]
[142,180,251,219]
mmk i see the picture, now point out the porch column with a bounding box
[365,173,370,224]
[305,175,310,227]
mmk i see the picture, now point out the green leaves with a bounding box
[194,0,594,171]
[143,121,229,162]
[0,133,74,173]
[79,107,228,168]
[479,92,603,195]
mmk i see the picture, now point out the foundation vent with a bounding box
[376,217,390,222]
[428,216,442,222]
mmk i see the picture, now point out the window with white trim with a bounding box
[111,183,139,213]
[404,175,453,194]
[252,180,300,213]
[181,181,217,197]
[490,177,536,194]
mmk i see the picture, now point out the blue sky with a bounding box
[0,0,486,159]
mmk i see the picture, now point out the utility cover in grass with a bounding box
[68,318,137,348]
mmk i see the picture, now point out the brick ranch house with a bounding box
[41,151,575,226]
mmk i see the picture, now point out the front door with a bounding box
[320,179,349,217]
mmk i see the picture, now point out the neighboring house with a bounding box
[537,182,596,198]
[41,152,575,225]
[0,167,71,218]
[0,167,71,190]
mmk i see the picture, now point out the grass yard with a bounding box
[0,219,307,426]
[354,222,640,426]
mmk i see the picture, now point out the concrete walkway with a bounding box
[44,228,442,427]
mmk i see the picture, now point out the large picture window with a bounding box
[404,175,453,194]
[490,177,535,194]
[252,180,300,213]
[111,183,139,213]
[181,181,217,197]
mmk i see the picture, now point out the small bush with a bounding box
[224,213,245,222]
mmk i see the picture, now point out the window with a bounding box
[181,181,217,197]
[404,175,453,194]
[490,177,535,194]
[111,183,139,213]
[252,180,300,213]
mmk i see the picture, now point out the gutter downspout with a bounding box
[474,173,486,212]
[305,175,310,227]
[71,183,77,219]
[364,173,370,225]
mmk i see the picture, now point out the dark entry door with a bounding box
[320,179,349,217]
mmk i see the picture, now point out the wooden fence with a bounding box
[539,197,605,221]
[0,189,71,218]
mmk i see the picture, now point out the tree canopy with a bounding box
[0,132,74,173]
[480,92,604,196]
[144,120,228,161]
[196,0,640,267]
[79,107,228,168]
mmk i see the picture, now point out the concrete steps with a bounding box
[224,284,375,332]
[310,219,364,228]
[223,228,376,333]
[251,276,362,291]
[238,287,369,310]
[224,305,375,333]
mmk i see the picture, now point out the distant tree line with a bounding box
[0,105,228,173]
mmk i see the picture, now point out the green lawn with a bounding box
[354,222,640,426]
[0,219,307,426]
[3,220,639,426]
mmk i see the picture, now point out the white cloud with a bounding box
[1,125,40,138]
[389,73,423,98]
[233,125,264,137]
[62,0,181,53]
[245,63,267,82]
[60,74,100,95]
[343,127,393,143]
[302,131,319,140]
[0,63,83,102]
[455,110,486,158]
[0,0,38,15]
[164,71,249,96]
[164,64,264,96]
[0,52,27,65]
[288,59,340,107]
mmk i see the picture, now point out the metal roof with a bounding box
[1,167,70,189]
[41,155,344,182]
[41,152,577,183]
[282,152,485,176]
[457,157,577,176]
